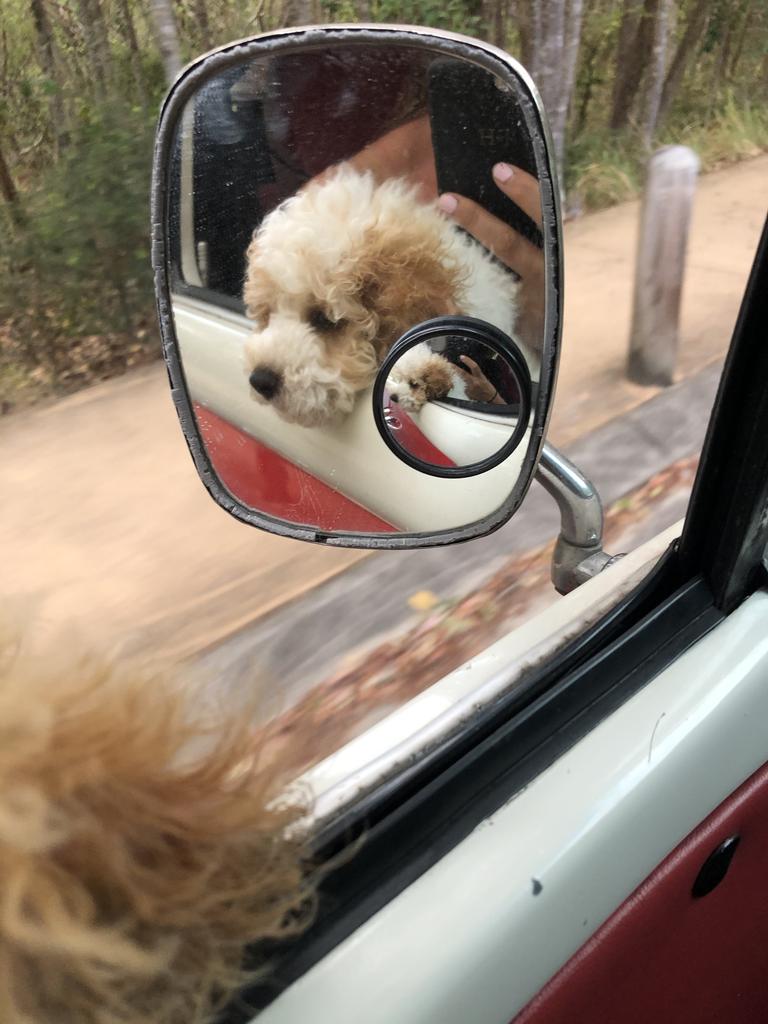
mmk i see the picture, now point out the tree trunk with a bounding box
[610,0,641,131]
[523,0,583,182]
[610,0,659,132]
[561,0,584,139]
[492,0,506,46]
[29,0,58,79]
[281,0,315,25]
[514,0,534,69]
[192,0,212,50]
[657,0,710,124]
[0,139,25,227]
[150,0,183,85]
[713,18,733,98]
[574,35,600,137]
[495,0,507,46]
[641,0,672,147]
[728,0,756,84]
[29,0,68,148]
[116,0,148,107]
[481,0,506,46]
[526,0,565,160]
[75,0,111,87]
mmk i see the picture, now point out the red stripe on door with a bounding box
[513,760,768,1024]
[193,403,396,533]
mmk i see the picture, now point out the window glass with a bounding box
[4,9,766,815]
[186,150,762,790]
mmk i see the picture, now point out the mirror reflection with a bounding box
[168,42,547,534]
[381,333,528,473]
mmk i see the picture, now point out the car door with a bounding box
[151,25,768,1021]
[228,217,768,1023]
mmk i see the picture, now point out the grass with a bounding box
[2,84,766,414]
[566,134,645,211]
[567,92,768,212]
[670,93,768,170]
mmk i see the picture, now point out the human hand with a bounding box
[437,163,544,352]
[456,355,503,404]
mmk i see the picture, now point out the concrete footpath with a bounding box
[1,156,765,664]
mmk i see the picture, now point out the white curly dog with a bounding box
[243,165,523,428]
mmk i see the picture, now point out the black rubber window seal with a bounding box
[227,566,721,1018]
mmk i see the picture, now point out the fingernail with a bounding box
[493,162,514,182]
[438,193,458,214]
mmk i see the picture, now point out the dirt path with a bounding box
[0,368,365,661]
[2,155,765,663]
[551,154,767,445]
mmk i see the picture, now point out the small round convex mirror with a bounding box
[373,316,532,479]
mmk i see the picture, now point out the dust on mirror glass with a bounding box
[167,44,546,534]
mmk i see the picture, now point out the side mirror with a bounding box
[152,26,562,548]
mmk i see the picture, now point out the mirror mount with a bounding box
[535,444,623,595]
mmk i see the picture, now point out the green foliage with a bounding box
[566,133,644,210]
[366,0,482,34]
[565,0,768,209]
[1,0,767,406]
[0,99,157,393]
[666,92,768,168]
[567,96,768,213]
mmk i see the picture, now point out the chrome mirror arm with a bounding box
[535,443,623,595]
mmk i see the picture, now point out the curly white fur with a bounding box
[386,342,467,414]
[243,165,520,428]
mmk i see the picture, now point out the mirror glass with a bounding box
[376,322,531,476]
[162,34,554,539]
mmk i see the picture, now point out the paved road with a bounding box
[1,156,764,665]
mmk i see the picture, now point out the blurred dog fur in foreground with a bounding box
[0,629,313,1024]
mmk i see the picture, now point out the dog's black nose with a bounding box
[389,393,399,404]
[249,367,282,400]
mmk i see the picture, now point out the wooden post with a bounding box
[627,145,700,387]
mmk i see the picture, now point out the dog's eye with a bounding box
[409,380,418,388]
[308,307,341,333]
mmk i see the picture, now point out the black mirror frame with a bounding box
[373,315,532,479]
[151,23,563,549]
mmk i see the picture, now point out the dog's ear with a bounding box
[422,358,455,401]
[0,637,313,1024]
[243,242,273,327]
[360,228,466,358]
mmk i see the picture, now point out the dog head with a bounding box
[0,630,312,1024]
[386,343,457,414]
[243,167,466,428]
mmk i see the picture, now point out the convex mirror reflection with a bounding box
[159,30,559,542]
[374,317,532,478]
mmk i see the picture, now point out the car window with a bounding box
[185,144,763,795]
[3,4,766,832]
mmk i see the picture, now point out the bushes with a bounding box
[566,90,768,212]
[2,0,767,409]
[0,100,158,403]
